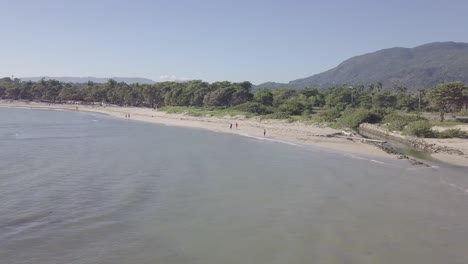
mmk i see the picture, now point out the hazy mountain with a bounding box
[19,76,155,84]
[257,42,468,91]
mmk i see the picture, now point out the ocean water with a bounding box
[1,107,468,264]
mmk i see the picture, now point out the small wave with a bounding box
[439,178,468,194]
[344,153,399,167]
[407,166,439,171]
[13,135,92,141]
[240,133,301,147]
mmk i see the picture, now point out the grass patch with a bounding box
[456,110,468,117]
[402,120,434,137]
[318,107,342,122]
[160,106,252,118]
[430,120,465,127]
[434,129,468,138]
[339,108,382,129]
[381,113,427,131]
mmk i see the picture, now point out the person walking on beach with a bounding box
[263,128,266,137]
[235,122,238,129]
[230,123,233,129]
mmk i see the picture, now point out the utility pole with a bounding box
[349,86,353,106]
[418,90,421,111]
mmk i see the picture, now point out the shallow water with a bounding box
[358,127,434,161]
[1,107,468,264]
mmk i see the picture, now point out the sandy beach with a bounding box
[1,100,467,166]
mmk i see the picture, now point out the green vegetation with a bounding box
[231,102,274,115]
[1,77,467,139]
[427,82,466,122]
[435,129,468,139]
[400,120,467,138]
[402,121,435,138]
[159,106,252,118]
[339,108,383,129]
[382,113,427,131]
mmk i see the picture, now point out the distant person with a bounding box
[230,123,233,129]
[128,113,131,118]
[235,122,238,129]
[263,128,266,137]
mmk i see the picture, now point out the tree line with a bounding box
[1,77,467,121]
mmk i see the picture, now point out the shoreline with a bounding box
[1,100,466,167]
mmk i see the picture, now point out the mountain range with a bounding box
[16,42,468,90]
[257,42,468,91]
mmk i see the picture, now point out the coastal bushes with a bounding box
[339,108,383,128]
[402,120,434,137]
[264,112,291,119]
[382,113,427,131]
[456,110,468,117]
[398,119,467,138]
[231,102,273,115]
[434,129,468,138]
[319,107,342,122]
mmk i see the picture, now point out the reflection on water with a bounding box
[1,108,468,264]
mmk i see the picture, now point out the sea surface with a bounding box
[1,107,468,264]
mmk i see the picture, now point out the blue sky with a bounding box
[1,0,468,84]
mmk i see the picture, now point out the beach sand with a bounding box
[1,100,467,167]
[425,138,468,167]
[0,101,390,158]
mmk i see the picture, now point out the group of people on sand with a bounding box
[229,122,239,129]
[125,113,131,118]
[229,122,267,136]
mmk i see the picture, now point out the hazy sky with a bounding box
[1,0,468,84]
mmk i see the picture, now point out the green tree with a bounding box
[5,87,20,99]
[427,82,465,122]
[253,89,274,106]
[272,88,297,107]
[372,91,396,109]
[203,87,236,107]
[324,87,351,109]
[301,87,319,97]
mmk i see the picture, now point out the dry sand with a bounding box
[2,100,467,167]
[424,138,468,167]
[428,125,468,166]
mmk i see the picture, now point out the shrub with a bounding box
[456,110,468,117]
[319,107,342,122]
[231,102,273,115]
[161,106,184,114]
[264,112,291,119]
[382,113,427,131]
[278,97,309,115]
[340,108,383,128]
[253,89,274,106]
[302,108,313,116]
[435,129,468,138]
[402,121,434,137]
